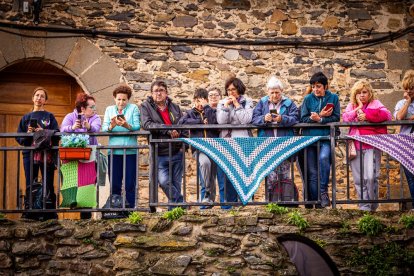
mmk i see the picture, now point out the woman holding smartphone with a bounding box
[252,76,299,202]
[343,80,391,211]
[16,87,59,219]
[60,92,101,145]
[102,85,140,208]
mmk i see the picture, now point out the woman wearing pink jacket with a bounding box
[343,80,392,211]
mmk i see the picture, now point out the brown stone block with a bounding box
[387,51,411,70]
[21,30,46,58]
[281,20,298,35]
[173,15,198,28]
[323,16,339,30]
[185,69,210,81]
[270,9,288,23]
[357,20,378,30]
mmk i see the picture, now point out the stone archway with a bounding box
[0,28,124,116]
[0,28,124,217]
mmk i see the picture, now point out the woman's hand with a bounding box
[310,112,321,122]
[109,116,117,130]
[72,119,82,130]
[83,120,91,131]
[264,113,273,123]
[320,107,333,117]
[356,94,363,108]
[357,110,366,121]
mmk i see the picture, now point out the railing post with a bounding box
[330,123,337,209]
[148,134,157,213]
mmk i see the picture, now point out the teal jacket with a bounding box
[102,103,140,155]
[300,90,340,137]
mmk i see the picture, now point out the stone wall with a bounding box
[0,209,413,274]
[0,0,413,111]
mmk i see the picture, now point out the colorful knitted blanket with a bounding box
[60,160,97,208]
[348,133,414,175]
[180,137,322,205]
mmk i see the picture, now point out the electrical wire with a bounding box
[0,21,413,51]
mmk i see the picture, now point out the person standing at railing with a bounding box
[16,87,59,219]
[394,70,414,204]
[343,80,392,211]
[141,80,185,209]
[102,85,140,208]
[300,72,340,208]
[217,77,254,205]
[178,88,218,206]
[207,87,229,209]
[60,92,101,145]
[252,76,299,202]
[60,92,101,218]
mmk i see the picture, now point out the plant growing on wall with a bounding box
[357,214,384,236]
[265,203,289,215]
[163,207,185,221]
[287,210,309,231]
[399,214,414,229]
[128,211,143,224]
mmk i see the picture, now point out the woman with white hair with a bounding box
[252,76,299,202]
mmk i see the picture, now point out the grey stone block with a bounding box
[300,27,325,35]
[0,28,25,63]
[45,34,78,68]
[348,9,372,20]
[350,69,386,79]
[81,55,122,94]
[387,51,411,70]
[21,31,46,58]
[65,38,103,76]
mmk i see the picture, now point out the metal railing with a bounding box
[0,121,413,216]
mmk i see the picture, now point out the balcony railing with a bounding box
[0,121,412,217]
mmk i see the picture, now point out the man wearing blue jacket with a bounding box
[300,72,340,208]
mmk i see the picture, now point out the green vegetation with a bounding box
[0,213,4,219]
[127,211,143,224]
[287,210,309,231]
[348,242,414,275]
[313,238,327,248]
[229,206,242,216]
[265,203,289,215]
[339,220,351,235]
[163,207,185,221]
[82,238,98,248]
[357,214,384,236]
[399,214,414,229]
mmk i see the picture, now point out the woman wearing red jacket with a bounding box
[343,80,392,211]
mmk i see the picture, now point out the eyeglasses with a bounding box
[208,93,220,97]
[226,87,237,92]
[153,89,167,94]
[87,105,96,110]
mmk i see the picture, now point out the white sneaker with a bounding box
[202,197,214,204]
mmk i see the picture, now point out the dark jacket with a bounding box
[178,105,219,138]
[252,96,298,137]
[300,90,340,137]
[141,96,185,156]
[16,111,59,157]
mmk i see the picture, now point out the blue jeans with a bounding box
[200,165,229,209]
[403,166,414,202]
[305,143,331,201]
[158,153,184,208]
[108,154,137,208]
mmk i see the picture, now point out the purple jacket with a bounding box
[60,109,102,145]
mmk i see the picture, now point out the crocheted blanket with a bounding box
[60,160,97,208]
[180,137,322,205]
[348,133,414,175]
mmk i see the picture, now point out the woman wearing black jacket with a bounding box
[16,87,59,219]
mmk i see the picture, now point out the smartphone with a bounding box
[77,114,82,120]
[117,114,125,120]
[269,109,278,117]
[325,103,334,110]
[29,118,37,128]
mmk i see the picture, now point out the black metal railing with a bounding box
[0,121,413,216]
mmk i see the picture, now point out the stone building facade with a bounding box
[0,0,413,116]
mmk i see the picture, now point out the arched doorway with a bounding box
[0,60,81,219]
